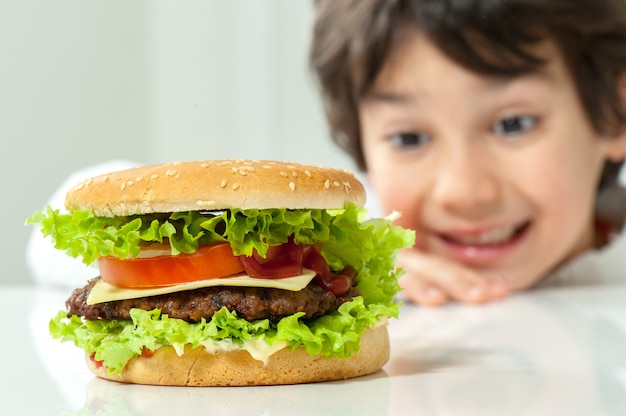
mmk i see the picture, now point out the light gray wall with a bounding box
[0,1,354,285]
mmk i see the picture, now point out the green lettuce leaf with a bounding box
[28,204,378,262]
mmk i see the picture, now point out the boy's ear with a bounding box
[606,71,626,161]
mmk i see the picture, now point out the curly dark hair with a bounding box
[310,0,626,192]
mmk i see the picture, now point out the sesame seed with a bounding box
[201,163,210,168]
[121,182,126,191]
[232,183,240,190]
[175,173,181,179]
[239,169,248,176]
[166,169,178,177]
[304,170,312,178]
[220,179,228,188]
[289,182,296,191]
[136,176,143,182]
[292,170,298,177]
[127,180,134,187]
[151,174,160,180]
[324,179,330,189]
[279,172,288,178]
[333,181,340,187]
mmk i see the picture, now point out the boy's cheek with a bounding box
[378,189,411,221]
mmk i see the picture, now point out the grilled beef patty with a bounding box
[66,278,359,322]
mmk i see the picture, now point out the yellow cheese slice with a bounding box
[87,268,317,305]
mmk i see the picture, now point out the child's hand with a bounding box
[397,249,509,306]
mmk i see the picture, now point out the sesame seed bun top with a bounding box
[65,160,366,217]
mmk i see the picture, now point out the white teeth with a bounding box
[450,225,517,246]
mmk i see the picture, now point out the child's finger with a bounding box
[397,250,508,305]
[400,277,449,306]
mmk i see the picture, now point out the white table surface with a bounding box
[3,282,626,415]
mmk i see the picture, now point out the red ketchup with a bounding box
[238,239,355,296]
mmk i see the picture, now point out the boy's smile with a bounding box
[359,32,623,290]
[432,220,532,266]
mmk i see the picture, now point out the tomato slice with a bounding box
[238,240,304,279]
[98,242,245,288]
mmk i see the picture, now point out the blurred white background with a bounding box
[0,1,354,285]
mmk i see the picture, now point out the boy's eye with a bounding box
[492,116,537,137]
[388,132,430,149]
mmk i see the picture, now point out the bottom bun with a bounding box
[86,324,389,386]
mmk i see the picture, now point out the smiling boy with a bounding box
[310,0,626,305]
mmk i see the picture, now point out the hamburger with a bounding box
[28,159,414,386]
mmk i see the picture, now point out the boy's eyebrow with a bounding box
[360,69,556,106]
[360,90,416,105]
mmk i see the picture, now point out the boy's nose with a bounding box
[430,152,500,217]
